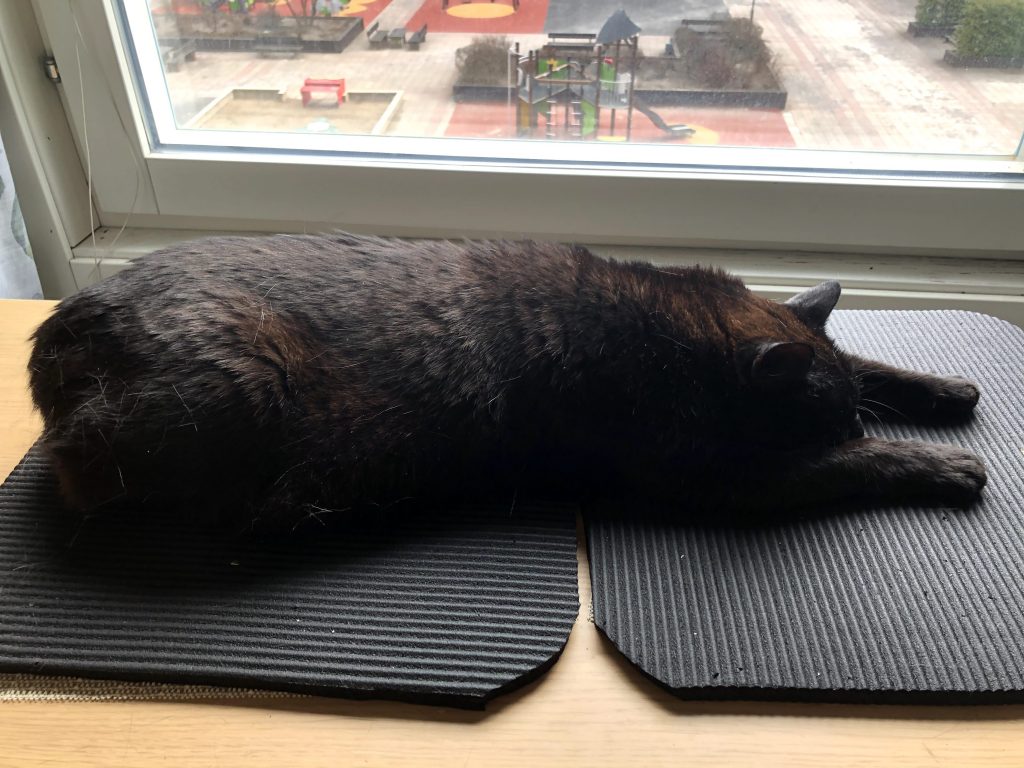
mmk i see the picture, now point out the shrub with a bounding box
[455,36,512,86]
[673,18,776,90]
[955,0,1024,57]
[915,0,967,25]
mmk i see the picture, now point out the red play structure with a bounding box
[301,78,345,107]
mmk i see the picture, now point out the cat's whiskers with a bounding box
[293,504,352,532]
[857,403,883,423]
[860,396,910,421]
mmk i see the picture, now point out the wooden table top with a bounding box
[1,298,1022,768]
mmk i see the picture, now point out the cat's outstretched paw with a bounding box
[924,443,987,506]
[930,376,980,418]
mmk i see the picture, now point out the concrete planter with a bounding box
[153,13,363,54]
[634,88,787,109]
[907,21,958,37]
[943,50,1024,68]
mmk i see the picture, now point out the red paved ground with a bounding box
[164,0,393,22]
[405,0,548,33]
[445,103,796,147]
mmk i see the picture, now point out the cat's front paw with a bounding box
[929,376,980,418]
[924,443,987,506]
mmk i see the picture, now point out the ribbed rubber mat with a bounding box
[0,451,578,708]
[586,310,1024,703]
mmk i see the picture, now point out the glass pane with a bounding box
[141,0,1023,155]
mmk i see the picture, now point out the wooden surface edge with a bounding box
[0,300,52,482]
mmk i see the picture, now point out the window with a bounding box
[134,0,1023,159]
[10,0,1024,267]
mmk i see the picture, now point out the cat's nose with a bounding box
[849,414,865,439]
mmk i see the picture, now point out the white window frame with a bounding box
[123,1,1020,180]
[2,0,1022,314]
[35,0,1024,247]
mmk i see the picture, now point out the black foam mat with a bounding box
[0,450,578,708]
[586,310,1024,703]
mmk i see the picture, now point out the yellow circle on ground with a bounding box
[447,3,516,19]
[340,2,370,15]
[683,125,720,145]
[598,135,627,142]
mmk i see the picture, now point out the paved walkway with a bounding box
[371,0,427,31]
[731,0,1023,154]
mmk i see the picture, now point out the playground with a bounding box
[154,0,1024,156]
[158,2,790,146]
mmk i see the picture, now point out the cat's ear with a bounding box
[746,342,815,387]
[784,281,841,329]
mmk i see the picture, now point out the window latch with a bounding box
[42,56,61,85]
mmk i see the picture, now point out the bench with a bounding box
[300,78,345,107]
[160,40,196,72]
[404,24,427,50]
[388,27,407,48]
[365,20,389,48]
[253,33,304,58]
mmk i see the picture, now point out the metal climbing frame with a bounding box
[510,32,639,141]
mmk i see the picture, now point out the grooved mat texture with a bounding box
[586,310,1024,703]
[0,452,578,708]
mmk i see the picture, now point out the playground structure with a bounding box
[512,10,693,142]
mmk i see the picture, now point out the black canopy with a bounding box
[596,9,642,44]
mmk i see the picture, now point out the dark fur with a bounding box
[27,233,986,532]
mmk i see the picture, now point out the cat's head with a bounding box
[730,281,863,452]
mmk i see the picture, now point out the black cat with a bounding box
[27,233,986,531]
